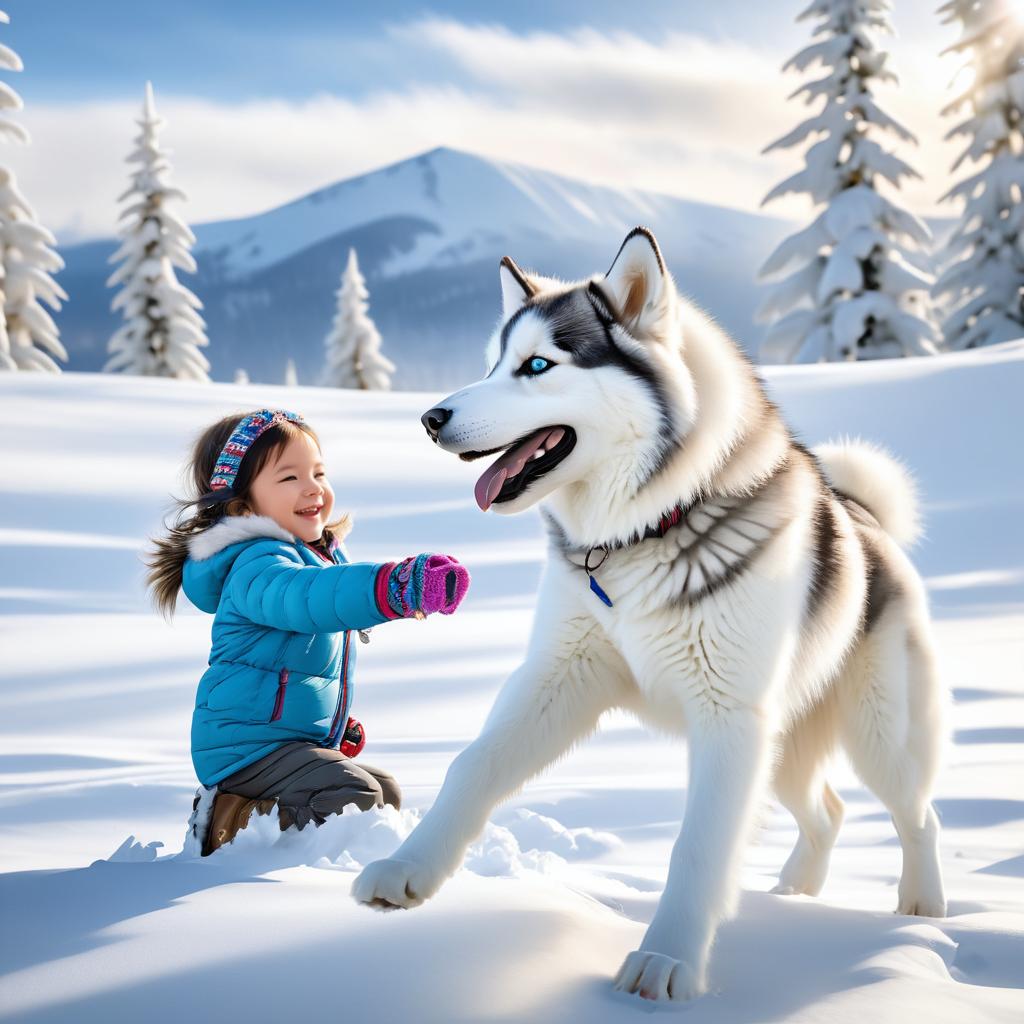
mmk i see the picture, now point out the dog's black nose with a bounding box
[421,407,452,441]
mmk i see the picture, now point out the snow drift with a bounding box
[0,342,1022,1022]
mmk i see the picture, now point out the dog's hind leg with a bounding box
[352,598,632,911]
[771,696,844,897]
[837,601,947,918]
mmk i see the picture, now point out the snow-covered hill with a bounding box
[57,147,794,388]
[0,344,1022,1022]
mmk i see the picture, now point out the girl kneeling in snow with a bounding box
[145,408,469,856]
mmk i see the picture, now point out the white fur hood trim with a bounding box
[187,514,296,561]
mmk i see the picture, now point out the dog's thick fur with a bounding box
[352,228,947,1004]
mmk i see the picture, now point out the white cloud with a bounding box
[400,21,791,144]
[2,19,968,245]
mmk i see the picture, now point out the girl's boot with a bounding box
[205,792,277,855]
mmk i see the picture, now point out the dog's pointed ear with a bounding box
[499,255,535,319]
[603,227,670,338]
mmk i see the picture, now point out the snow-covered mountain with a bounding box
[57,147,794,388]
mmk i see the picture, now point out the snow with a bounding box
[0,342,1022,1021]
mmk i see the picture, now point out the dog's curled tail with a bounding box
[813,439,922,548]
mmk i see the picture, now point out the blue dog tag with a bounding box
[589,574,614,607]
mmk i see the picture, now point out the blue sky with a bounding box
[1,1,962,242]
[8,1,805,103]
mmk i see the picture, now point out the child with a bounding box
[145,408,470,856]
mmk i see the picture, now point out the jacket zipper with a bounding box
[305,541,369,642]
[303,539,334,563]
[283,541,350,741]
[271,668,289,722]
[326,632,351,746]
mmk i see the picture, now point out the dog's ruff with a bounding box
[351,227,948,1004]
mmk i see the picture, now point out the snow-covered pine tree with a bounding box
[233,367,250,385]
[320,248,395,390]
[757,0,939,362]
[0,9,67,373]
[283,358,297,386]
[105,82,210,380]
[934,0,1024,350]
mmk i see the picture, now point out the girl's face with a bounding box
[246,431,335,543]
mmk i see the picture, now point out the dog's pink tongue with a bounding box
[474,428,555,511]
[475,468,508,512]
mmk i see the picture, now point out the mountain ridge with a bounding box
[56,146,795,388]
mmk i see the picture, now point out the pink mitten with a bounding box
[382,553,471,617]
[420,554,470,615]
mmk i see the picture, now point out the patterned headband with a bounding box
[202,408,305,502]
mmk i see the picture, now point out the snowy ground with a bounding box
[1,344,1022,1022]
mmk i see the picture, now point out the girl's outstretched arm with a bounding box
[225,540,394,633]
[223,541,469,633]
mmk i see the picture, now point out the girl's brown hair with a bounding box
[145,411,351,620]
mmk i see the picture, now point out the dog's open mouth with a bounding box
[460,426,577,511]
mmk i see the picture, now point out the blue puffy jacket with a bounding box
[181,513,396,786]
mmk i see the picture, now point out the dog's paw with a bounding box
[612,949,706,1003]
[896,893,947,918]
[351,857,440,910]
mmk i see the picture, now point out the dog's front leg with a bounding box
[614,705,774,1002]
[352,594,629,912]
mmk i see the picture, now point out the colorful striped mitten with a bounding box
[379,553,470,618]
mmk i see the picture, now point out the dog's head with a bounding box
[421,227,698,515]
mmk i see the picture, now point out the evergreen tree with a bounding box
[105,83,210,380]
[233,367,250,385]
[320,249,395,390]
[284,358,297,387]
[934,0,1024,349]
[0,10,67,373]
[758,0,939,362]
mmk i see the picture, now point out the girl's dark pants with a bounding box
[202,741,402,853]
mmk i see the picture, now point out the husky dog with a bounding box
[352,227,947,1003]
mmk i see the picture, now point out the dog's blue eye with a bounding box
[522,356,553,376]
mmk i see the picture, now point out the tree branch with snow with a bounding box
[0,9,67,374]
[104,82,210,381]
[758,0,939,363]
[320,248,395,391]
[933,0,1024,350]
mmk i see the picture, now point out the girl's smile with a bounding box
[246,432,336,541]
